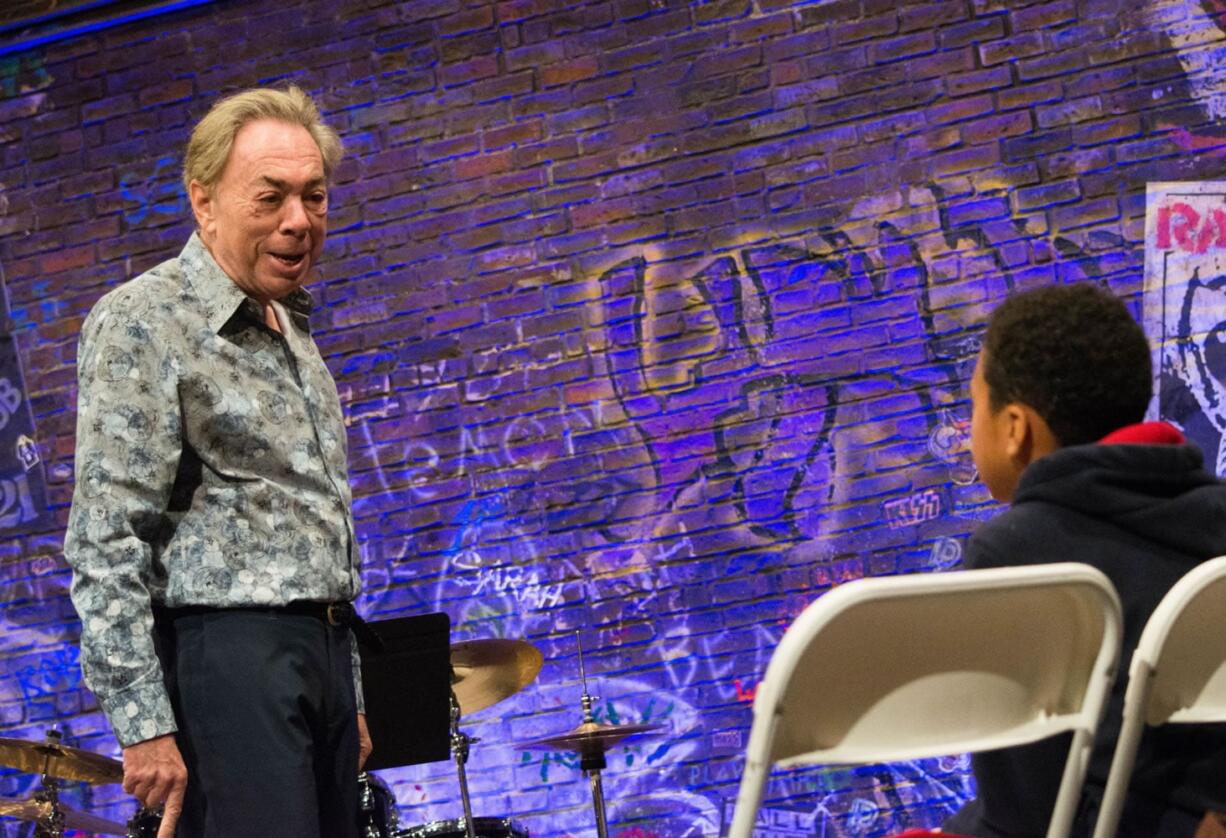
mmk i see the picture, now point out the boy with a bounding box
[943,283,1226,837]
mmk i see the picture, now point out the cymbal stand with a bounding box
[33,729,66,838]
[576,637,610,838]
[449,691,478,838]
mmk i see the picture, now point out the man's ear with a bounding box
[188,180,214,236]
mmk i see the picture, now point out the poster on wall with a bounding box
[0,331,47,531]
[1144,181,1226,476]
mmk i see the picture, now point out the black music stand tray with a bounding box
[357,612,451,770]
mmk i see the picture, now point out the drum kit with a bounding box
[1,636,665,838]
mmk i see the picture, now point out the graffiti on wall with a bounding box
[0,54,52,100]
[340,180,1131,836]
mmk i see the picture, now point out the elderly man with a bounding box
[65,86,369,838]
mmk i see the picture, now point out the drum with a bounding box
[396,817,527,838]
[358,772,401,838]
[126,808,161,838]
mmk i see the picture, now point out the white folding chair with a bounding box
[1092,556,1226,838]
[728,563,1123,838]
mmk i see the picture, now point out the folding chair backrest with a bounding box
[1093,556,1226,838]
[1136,557,1226,726]
[730,563,1122,838]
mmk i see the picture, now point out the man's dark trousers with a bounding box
[154,609,360,838]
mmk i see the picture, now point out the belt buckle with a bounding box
[326,603,344,626]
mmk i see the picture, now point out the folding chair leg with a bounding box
[1092,665,1152,838]
[728,755,769,838]
[728,716,778,838]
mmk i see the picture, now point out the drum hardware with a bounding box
[0,729,127,837]
[517,635,663,838]
[444,637,542,838]
[395,816,527,837]
[125,807,163,838]
[358,771,400,838]
[449,691,479,838]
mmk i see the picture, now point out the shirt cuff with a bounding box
[99,681,178,748]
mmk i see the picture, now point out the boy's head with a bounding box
[970,283,1153,502]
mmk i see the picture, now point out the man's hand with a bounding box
[122,734,187,838]
[357,713,373,770]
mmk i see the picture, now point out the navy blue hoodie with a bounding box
[944,440,1226,838]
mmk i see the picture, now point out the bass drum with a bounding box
[396,817,528,838]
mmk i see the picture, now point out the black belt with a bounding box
[154,601,385,652]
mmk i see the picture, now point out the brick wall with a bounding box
[1,0,1224,835]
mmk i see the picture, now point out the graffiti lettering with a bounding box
[1155,202,1226,253]
[882,489,944,530]
[0,472,38,529]
[928,537,964,570]
[0,54,52,99]
[120,155,188,225]
[0,377,22,431]
[472,566,565,610]
[733,678,758,703]
[16,647,82,702]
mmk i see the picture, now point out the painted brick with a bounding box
[1011,0,1078,31]
[979,32,1045,66]
[1052,197,1119,230]
[946,64,1013,97]
[693,0,752,25]
[926,93,994,126]
[866,31,937,64]
[899,3,969,33]
[540,56,600,88]
[1014,180,1082,211]
[439,54,499,87]
[963,110,1033,144]
[834,12,900,46]
[795,0,858,28]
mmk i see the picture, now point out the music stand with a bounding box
[357,612,451,770]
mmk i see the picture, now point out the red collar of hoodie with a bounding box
[1099,421,1187,445]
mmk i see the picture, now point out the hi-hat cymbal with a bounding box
[0,737,123,785]
[520,722,663,756]
[451,638,543,716]
[0,797,127,834]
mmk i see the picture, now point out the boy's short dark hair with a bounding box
[982,283,1153,446]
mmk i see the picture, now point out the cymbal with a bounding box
[0,797,127,834]
[451,639,543,716]
[0,736,123,785]
[520,722,663,755]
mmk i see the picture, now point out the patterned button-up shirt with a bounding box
[65,233,362,747]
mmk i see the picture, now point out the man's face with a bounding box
[190,118,327,302]
[969,349,1019,502]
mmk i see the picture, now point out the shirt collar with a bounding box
[179,232,315,335]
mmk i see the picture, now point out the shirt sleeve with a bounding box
[349,631,365,714]
[64,297,183,748]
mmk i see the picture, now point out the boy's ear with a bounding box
[1002,403,1033,465]
[1005,403,1060,468]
